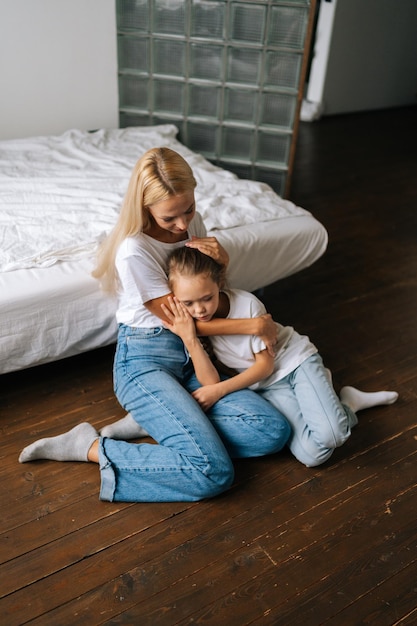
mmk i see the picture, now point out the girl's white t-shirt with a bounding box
[210,289,318,389]
[115,211,206,328]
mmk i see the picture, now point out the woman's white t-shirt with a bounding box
[210,289,318,389]
[115,211,206,328]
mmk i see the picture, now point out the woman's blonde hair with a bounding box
[167,247,227,293]
[93,146,196,293]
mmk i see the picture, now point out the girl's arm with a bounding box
[161,297,220,386]
[191,349,275,411]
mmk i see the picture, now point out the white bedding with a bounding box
[0,126,328,374]
[0,125,307,272]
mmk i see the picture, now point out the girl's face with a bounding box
[172,273,220,323]
[147,191,195,241]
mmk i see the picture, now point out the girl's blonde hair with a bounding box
[167,247,226,293]
[93,146,196,293]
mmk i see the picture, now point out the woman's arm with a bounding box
[146,296,277,356]
[195,315,278,357]
[191,349,275,411]
[161,297,220,386]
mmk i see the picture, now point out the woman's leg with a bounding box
[260,354,354,467]
[101,326,234,502]
[185,375,291,459]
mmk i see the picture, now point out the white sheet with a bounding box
[0,126,308,272]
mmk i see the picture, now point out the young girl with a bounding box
[18,147,290,502]
[160,247,398,467]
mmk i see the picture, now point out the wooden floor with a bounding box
[2,106,417,625]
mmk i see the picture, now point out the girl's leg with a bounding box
[261,354,354,467]
[185,375,291,459]
[340,386,398,412]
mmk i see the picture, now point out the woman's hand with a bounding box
[256,314,279,357]
[161,296,197,344]
[186,236,229,267]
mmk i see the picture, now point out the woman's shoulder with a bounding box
[189,211,206,236]
[117,235,143,257]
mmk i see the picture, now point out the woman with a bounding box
[19,147,290,502]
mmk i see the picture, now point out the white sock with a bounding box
[100,413,149,440]
[340,386,398,413]
[19,422,99,463]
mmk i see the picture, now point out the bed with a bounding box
[0,125,328,375]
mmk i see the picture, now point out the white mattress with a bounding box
[0,127,328,374]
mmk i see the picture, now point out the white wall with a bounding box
[306,0,417,116]
[0,0,118,139]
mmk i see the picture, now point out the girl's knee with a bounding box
[288,437,334,467]
[318,424,349,449]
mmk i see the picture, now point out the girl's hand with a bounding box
[192,384,225,411]
[161,296,197,344]
[186,236,229,267]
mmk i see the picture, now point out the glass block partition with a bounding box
[116,0,315,196]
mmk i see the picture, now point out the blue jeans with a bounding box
[260,353,358,467]
[98,325,290,502]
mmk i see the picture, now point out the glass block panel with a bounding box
[187,122,218,156]
[224,88,258,124]
[153,117,184,136]
[118,36,149,72]
[260,92,296,128]
[227,48,261,85]
[153,0,186,36]
[191,1,225,40]
[119,111,152,128]
[222,126,254,159]
[230,3,266,44]
[268,7,308,49]
[117,0,149,32]
[119,75,149,108]
[153,39,186,76]
[221,162,253,181]
[265,51,301,90]
[257,131,291,164]
[188,84,220,118]
[153,80,184,113]
[116,0,312,196]
[255,167,286,195]
[190,44,224,80]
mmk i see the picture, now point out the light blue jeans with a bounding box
[260,353,358,467]
[98,325,290,502]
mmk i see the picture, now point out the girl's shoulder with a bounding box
[226,288,266,317]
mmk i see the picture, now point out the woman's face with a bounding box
[148,191,195,240]
[172,273,220,323]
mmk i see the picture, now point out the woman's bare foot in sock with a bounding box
[100,413,149,440]
[19,423,99,463]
